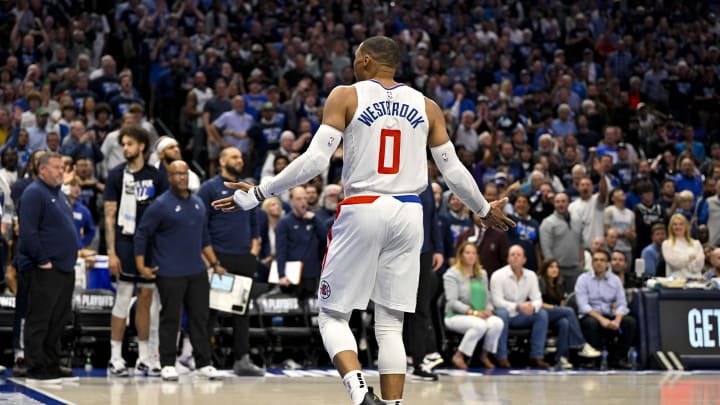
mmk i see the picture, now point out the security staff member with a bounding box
[134,160,225,381]
[197,147,264,376]
[18,152,79,381]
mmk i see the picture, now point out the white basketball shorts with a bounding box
[318,194,424,313]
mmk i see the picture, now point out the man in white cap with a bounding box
[154,136,201,192]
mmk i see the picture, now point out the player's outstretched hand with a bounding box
[211,181,259,211]
[479,197,516,231]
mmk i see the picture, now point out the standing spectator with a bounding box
[641,224,668,278]
[100,113,136,178]
[103,127,168,377]
[109,71,144,118]
[491,246,550,369]
[208,95,255,159]
[661,214,705,279]
[633,182,666,258]
[540,193,584,292]
[508,194,542,272]
[538,259,601,369]
[59,119,103,163]
[443,242,503,370]
[196,147,264,376]
[456,212,510,277]
[65,176,96,249]
[202,78,232,174]
[604,188,636,264]
[569,176,608,249]
[18,152,78,382]
[575,250,637,369]
[444,193,473,259]
[275,186,326,298]
[134,160,224,381]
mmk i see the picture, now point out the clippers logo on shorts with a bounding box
[124,178,156,202]
[320,280,331,299]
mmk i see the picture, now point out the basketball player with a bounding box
[213,36,514,405]
[104,127,168,377]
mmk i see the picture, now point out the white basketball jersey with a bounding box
[342,80,429,197]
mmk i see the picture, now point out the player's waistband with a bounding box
[340,194,421,206]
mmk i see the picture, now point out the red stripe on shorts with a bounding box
[321,195,380,273]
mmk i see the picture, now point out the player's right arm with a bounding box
[104,200,121,276]
[426,97,514,231]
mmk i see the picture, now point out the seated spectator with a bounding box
[491,245,550,368]
[443,242,504,370]
[538,259,600,369]
[661,213,705,278]
[704,248,720,280]
[575,249,637,369]
[641,223,667,278]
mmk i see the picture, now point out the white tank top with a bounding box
[342,80,429,197]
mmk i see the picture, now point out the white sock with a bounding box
[111,340,123,361]
[180,337,193,358]
[138,340,149,362]
[14,350,24,360]
[342,370,369,405]
[383,400,402,405]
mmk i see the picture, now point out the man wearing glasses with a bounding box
[574,249,636,369]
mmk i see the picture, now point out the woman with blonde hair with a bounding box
[443,242,504,370]
[258,196,285,268]
[661,213,705,278]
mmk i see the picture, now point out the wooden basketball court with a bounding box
[2,368,719,404]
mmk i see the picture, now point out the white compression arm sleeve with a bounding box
[258,124,342,198]
[430,140,490,216]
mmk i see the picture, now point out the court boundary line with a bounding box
[8,378,77,405]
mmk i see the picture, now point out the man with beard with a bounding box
[103,127,168,377]
[196,147,264,376]
[154,136,201,192]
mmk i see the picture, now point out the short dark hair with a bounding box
[360,36,400,68]
[592,249,611,261]
[118,126,150,148]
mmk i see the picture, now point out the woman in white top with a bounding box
[604,188,636,262]
[661,213,705,278]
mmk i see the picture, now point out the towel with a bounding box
[117,168,137,235]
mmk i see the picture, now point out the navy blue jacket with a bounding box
[275,212,326,279]
[134,190,210,277]
[18,179,79,272]
[197,175,259,254]
[420,182,443,255]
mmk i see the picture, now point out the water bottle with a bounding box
[84,355,93,373]
[600,348,608,371]
[628,347,638,371]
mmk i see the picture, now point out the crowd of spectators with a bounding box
[0,0,720,373]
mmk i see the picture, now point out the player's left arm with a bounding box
[212,86,354,212]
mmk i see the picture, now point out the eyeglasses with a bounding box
[592,258,608,262]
